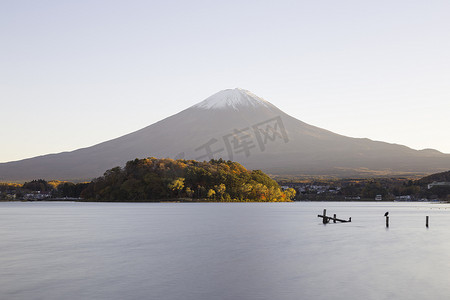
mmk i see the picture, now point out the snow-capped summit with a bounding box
[194,88,272,110]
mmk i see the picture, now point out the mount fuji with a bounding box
[1,88,450,181]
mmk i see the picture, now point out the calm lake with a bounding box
[1,201,450,300]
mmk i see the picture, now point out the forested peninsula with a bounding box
[81,158,296,202]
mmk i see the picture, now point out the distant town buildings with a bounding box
[23,191,51,201]
[395,195,412,201]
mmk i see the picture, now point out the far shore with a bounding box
[2,199,448,204]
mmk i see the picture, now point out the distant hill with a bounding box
[417,170,450,185]
[1,88,450,181]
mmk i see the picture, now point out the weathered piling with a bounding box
[426,216,429,228]
[385,216,389,228]
[317,209,351,224]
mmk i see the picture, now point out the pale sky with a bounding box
[1,0,449,163]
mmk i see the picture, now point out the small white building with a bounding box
[395,195,412,201]
[6,194,16,200]
[427,182,450,189]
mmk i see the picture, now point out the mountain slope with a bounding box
[1,88,450,181]
[417,170,450,185]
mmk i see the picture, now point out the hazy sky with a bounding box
[1,0,449,163]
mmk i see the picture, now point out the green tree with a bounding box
[185,187,194,198]
[22,179,53,192]
[214,183,226,200]
[362,182,387,199]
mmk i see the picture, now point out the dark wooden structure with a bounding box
[318,209,351,224]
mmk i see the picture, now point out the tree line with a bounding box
[1,158,296,202]
[278,170,450,201]
[0,179,89,200]
[3,161,448,202]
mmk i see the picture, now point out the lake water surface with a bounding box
[1,201,450,300]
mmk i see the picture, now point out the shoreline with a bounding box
[2,199,447,204]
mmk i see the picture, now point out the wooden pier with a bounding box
[318,209,351,224]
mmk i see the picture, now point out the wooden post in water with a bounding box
[318,210,350,224]
[385,216,389,228]
[426,216,429,228]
